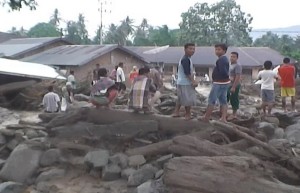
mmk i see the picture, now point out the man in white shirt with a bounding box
[116,62,126,92]
[67,70,76,90]
[257,60,279,115]
[42,86,60,113]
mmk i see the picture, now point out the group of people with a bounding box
[42,43,297,121]
[172,43,297,122]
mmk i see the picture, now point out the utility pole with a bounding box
[98,0,112,45]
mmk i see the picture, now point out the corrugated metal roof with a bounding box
[21,44,149,66]
[0,37,72,58]
[126,46,290,68]
[0,32,22,43]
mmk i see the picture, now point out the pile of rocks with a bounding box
[0,105,300,193]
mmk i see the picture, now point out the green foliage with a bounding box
[254,32,300,61]
[179,0,253,46]
[2,0,37,10]
[27,22,61,38]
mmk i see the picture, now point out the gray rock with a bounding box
[0,181,25,193]
[102,164,121,181]
[109,153,128,169]
[0,129,15,137]
[121,168,136,180]
[155,154,173,169]
[37,130,48,137]
[128,155,146,167]
[36,181,60,193]
[26,130,39,139]
[285,123,300,145]
[6,139,20,151]
[258,122,276,138]
[137,181,153,193]
[0,159,5,169]
[136,179,166,193]
[84,150,109,169]
[40,149,61,167]
[128,164,158,186]
[273,128,285,139]
[14,130,25,136]
[269,139,290,148]
[0,144,42,183]
[263,116,280,126]
[155,170,164,179]
[36,168,66,183]
[0,134,6,145]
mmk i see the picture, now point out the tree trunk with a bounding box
[164,156,300,193]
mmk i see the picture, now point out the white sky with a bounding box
[0,0,299,37]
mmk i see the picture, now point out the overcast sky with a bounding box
[0,0,299,37]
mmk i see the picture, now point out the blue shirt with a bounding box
[212,55,230,83]
[177,55,193,85]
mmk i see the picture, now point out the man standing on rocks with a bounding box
[278,57,297,112]
[172,43,198,120]
[42,86,60,113]
[116,62,126,93]
[257,61,279,115]
[200,43,230,122]
[227,52,242,120]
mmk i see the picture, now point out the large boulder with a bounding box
[40,149,61,167]
[102,164,121,181]
[0,181,25,193]
[128,164,158,186]
[0,144,42,183]
[84,149,109,169]
[274,112,300,128]
[109,153,128,169]
[285,123,300,145]
[36,168,66,183]
[257,122,276,139]
[128,155,146,167]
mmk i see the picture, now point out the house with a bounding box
[126,46,290,81]
[21,44,149,81]
[0,37,72,59]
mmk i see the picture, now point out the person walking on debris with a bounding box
[67,70,76,90]
[42,86,60,113]
[92,63,101,85]
[227,52,242,120]
[61,82,74,112]
[149,65,163,109]
[278,57,297,112]
[90,68,118,109]
[200,43,230,122]
[128,67,156,114]
[172,43,198,120]
[116,62,126,93]
[256,61,279,115]
[129,66,139,84]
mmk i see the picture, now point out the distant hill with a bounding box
[250,25,300,39]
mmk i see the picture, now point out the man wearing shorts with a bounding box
[172,43,198,120]
[257,61,279,115]
[201,43,230,122]
[278,57,296,112]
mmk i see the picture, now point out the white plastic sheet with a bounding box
[0,58,65,80]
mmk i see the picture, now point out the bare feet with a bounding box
[184,115,193,121]
[198,116,209,122]
[172,114,181,118]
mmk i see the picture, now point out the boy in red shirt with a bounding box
[278,58,296,112]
